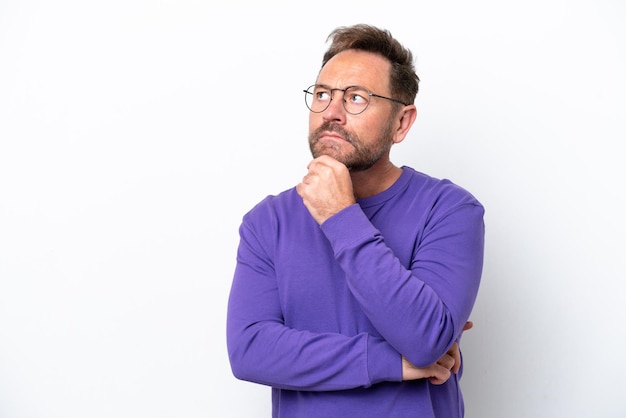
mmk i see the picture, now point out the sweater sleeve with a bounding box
[320,197,485,368]
[226,211,401,391]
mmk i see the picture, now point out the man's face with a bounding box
[308,49,398,171]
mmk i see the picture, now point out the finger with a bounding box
[307,157,330,172]
[427,365,451,385]
[463,321,474,331]
[451,362,461,374]
[436,353,455,371]
[449,343,462,374]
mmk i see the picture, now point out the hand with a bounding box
[401,352,452,384]
[296,156,356,224]
[402,321,474,384]
[462,320,473,332]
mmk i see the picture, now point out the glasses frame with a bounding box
[303,84,410,115]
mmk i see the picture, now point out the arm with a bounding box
[298,157,484,367]
[227,204,473,391]
[403,321,473,384]
[226,214,400,391]
[325,202,484,367]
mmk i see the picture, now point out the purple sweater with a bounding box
[227,167,485,418]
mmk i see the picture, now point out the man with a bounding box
[227,24,484,417]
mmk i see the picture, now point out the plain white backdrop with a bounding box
[1,1,625,417]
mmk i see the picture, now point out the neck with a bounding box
[350,159,402,199]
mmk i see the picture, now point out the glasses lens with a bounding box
[343,86,370,114]
[304,85,372,114]
[305,85,330,113]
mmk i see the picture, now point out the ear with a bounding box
[392,105,417,144]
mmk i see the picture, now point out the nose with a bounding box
[322,90,346,123]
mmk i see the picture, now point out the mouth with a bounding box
[317,131,349,143]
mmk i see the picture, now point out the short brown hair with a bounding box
[321,24,419,106]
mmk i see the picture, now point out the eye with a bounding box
[313,87,331,102]
[346,89,369,105]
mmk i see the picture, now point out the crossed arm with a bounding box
[297,156,478,385]
[228,156,482,390]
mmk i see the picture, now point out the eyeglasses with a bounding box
[303,84,410,115]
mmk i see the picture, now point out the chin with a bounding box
[312,145,339,159]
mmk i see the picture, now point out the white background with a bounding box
[1,1,625,417]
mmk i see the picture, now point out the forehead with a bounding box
[317,49,392,92]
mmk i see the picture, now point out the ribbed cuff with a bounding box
[366,335,402,386]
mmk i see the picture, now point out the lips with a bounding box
[318,131,347,143]
[312,122,352,143]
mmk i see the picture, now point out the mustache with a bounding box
[310,122,355,145]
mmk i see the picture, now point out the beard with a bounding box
[308,121,394,172]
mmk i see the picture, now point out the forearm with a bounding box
[227,315,400,391]
[321,204,484,367]
[227,244,401,391]
[343,247,455,367]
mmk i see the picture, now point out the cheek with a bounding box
[352,119,378,141]
[361,112,394,139]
